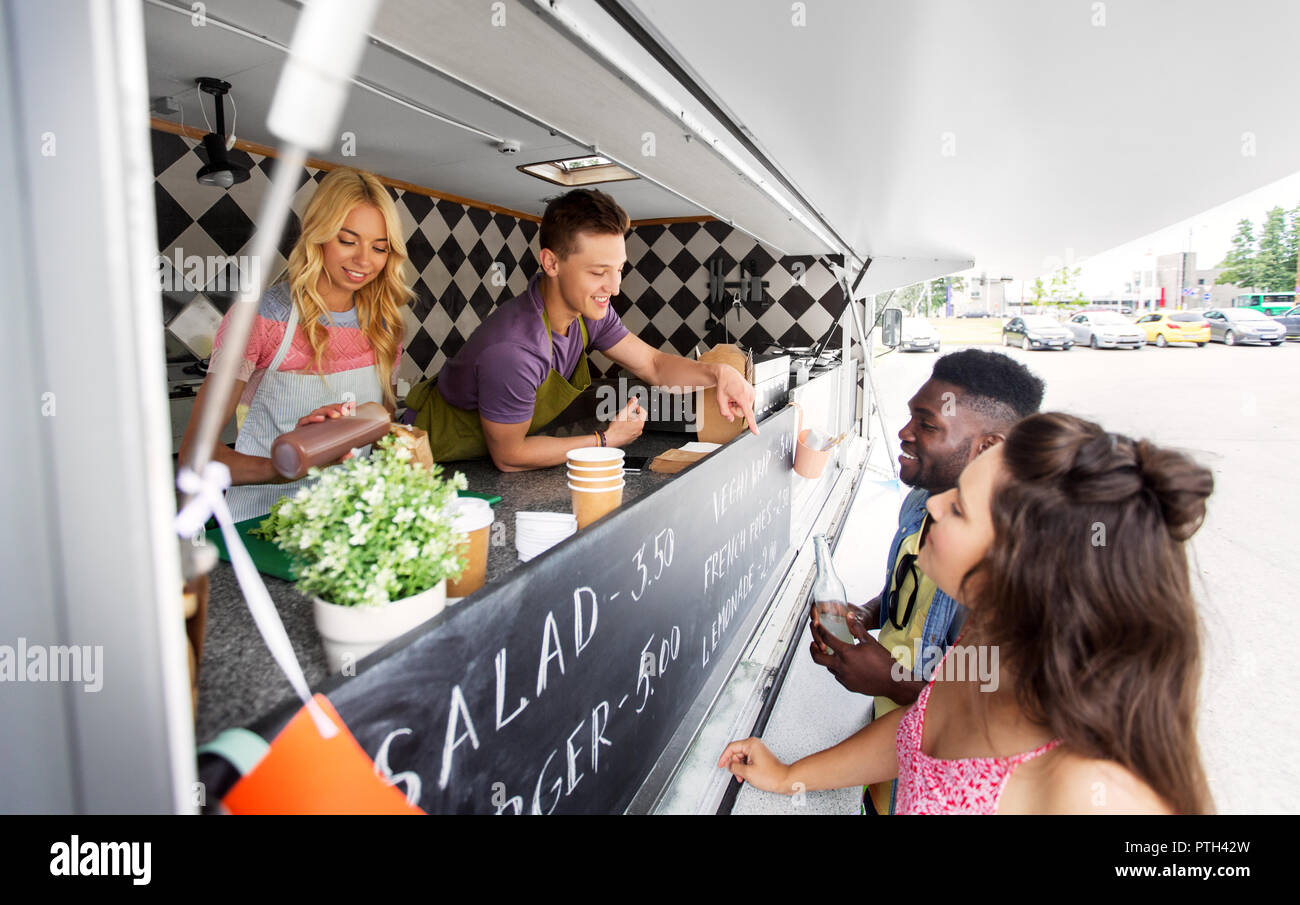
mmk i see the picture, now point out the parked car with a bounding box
[900,317,940,352]
[1066,311,1145,349]
[1002,315,1074,350]
[1274,305,1300,339]
[1134,311,1210,346]
[1203,308,1286,346]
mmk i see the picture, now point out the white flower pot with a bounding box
[313,580,446,674]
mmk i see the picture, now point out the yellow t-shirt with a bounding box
[874,523,938,719]
[868,518,938,813]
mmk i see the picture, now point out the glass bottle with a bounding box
[812,534,856,646]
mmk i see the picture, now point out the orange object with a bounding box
[790,402,842,479]
[224,695,424,815]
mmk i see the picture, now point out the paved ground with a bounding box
[742,338,1299,814]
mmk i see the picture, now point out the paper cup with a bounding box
[566,460,625,472]
[566,472,624,489]
[447,498,493,599]
[567,447,624,468]
[568,480,625,529]
[567,468,624,487]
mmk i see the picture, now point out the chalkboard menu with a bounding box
[247,406,796,814]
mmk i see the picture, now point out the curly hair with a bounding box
[931,349,1045,425]
[963,412,1214,814]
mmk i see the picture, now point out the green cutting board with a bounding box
[207,490,499,581]
[205,516,299,582]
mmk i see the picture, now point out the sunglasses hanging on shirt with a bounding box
[885,551,920,631]
[885,514,929,631]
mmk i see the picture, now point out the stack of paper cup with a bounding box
[516,511,577,561]
[566,447,626,529]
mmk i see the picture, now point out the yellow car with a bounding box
[1135,311,1210,346]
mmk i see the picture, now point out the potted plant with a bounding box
[254,433,468,673]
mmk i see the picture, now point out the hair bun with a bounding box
[1134,441,1213,541]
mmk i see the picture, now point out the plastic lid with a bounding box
[452,497,494,532]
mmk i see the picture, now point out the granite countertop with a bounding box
[194,425,696,744]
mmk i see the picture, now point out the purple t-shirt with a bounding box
[436,274,629,423]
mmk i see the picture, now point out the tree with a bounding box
[893,282,925,316]
[1044,265,1084,311]
[1255,206,1290,291]
[1285,204,1300,291]
[1216,218,1257,289]
[927,276,965,315]
[1028,277,1048,308]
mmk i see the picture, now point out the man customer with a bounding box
[810,348,1045,813]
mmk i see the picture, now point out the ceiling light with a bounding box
[194,77,249,187]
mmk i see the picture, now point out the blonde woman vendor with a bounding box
[178,167,413,521]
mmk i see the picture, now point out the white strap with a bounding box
[176,461,337,739]
[268,301,301,372]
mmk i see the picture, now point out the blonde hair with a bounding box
[283,167,413,409]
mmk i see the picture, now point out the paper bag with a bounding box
[695,343,755,445]
[389,423,434,471]
[649,449,708,474]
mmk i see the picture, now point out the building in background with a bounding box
[1124,252,1239,312]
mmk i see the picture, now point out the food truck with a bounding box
[3,0,1296,815]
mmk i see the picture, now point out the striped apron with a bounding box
[224,302,386,522]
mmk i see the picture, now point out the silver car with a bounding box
[1204,308,1286,346]
[1067,311,1145,349]
[901,317,941,352]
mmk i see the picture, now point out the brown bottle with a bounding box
[270,401,391,480]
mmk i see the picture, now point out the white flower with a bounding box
[397,540,419,561]
[393,507,416,525]
[362,580,391,607]
[361,478,387,507]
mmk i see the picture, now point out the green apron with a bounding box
[407,308,592,462]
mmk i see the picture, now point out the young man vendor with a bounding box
[809,349,1045,813]
[404,189,758,470]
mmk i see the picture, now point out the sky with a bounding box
[960,169,1300,301]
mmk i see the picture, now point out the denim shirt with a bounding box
[877,486,968,678]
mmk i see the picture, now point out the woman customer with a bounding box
[178,167,413,521]
[719,412,1214,814]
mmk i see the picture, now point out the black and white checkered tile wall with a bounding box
[153,129,846,383]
